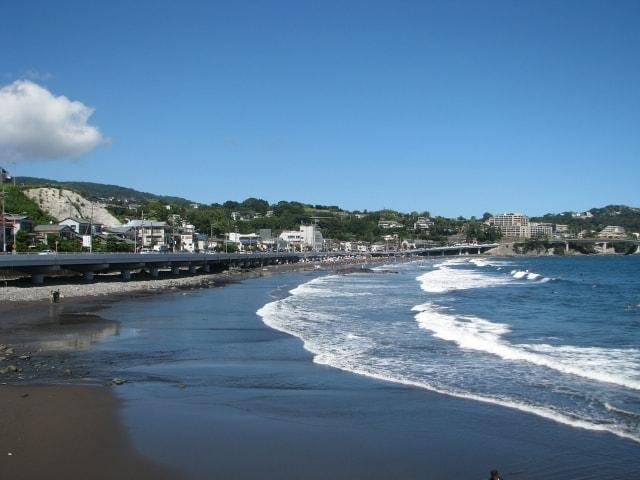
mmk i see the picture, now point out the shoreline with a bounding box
[2,256,638,478]
[0,254,390,304]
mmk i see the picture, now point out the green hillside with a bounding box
[531,205,640,233]
[15,176,193,207]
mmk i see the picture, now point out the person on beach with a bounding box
[489,469,503,480]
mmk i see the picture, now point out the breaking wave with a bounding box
[413,302,640,391]
[257,269,640,444]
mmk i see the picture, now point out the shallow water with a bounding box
[38,259,640,479]
[258,256,640,443]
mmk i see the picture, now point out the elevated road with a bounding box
[0,243,500,284]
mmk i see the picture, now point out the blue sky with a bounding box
[1,0,638,217]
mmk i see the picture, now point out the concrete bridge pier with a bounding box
[171,266,181,275]
[202,264,211,273]
[459,248,462,255]
[121,270,131,281]
[149,267,159,278]
[565,241,570,253]
[31,273,45,285]
[188,265,197,274]
[83,271,95,282]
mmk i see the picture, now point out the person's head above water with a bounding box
[490,470,501,480]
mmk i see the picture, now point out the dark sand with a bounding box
[0,385,182,480]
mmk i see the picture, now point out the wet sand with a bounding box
[0,384,182,480]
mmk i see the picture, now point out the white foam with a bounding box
[257,289,640,443]
[413,303,640,391]
[510,269,551,282]
[469,258,489,267]
[417,264,510,293]
[257,274,640,444]
[289,276,372,298]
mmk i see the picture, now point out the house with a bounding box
[378,219,403,229]
[59,217,103,235]
[102,226,137,242]
[1,215,33,250]
[33,224,77,243]
[125,220,169,249]
[413,217,434,231]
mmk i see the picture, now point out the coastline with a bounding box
[0,255,385,303]
[2,256,638,479]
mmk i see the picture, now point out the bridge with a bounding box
[0,243,499,284]
[523,238,640,254]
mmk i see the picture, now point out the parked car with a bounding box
[37,249,55,255]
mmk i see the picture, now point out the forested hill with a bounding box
[15,176,193,207]
[10,176,640,241]
[531,205,640,232]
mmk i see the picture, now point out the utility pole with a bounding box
[89,201,94,253]
[1,182,5,253]
[0,167,8,253]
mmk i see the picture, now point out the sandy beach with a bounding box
[0,385,183,479]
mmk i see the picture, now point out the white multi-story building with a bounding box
[278,230,304,251]
[413,217,434,231]
[530,222,553,237]
[227,232,261,250]
[598,225,626,239]
[278,224,324,251]
[126,220,169,249]
[487,213,531,239]
[300,224,323,250]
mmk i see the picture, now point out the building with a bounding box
[103,226,137,242]
[530,222,553,237]
[598,225,626,239]
[1,215,33,251]
[278,230,304,251]
[487,213,531,238]
[59,217,103,235]
[299,224,323,250]
[33,224,77,244]
[125,220,169,249]
[378,219,403,229]
[413,217,434,231]
[228,232,261,250]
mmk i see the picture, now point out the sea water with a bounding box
[258,256,640,443]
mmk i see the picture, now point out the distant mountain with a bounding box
[15,176,193,207]
[532,205,640,232]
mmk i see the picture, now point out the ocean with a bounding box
[29,255,638,478]
[258,256,640,444]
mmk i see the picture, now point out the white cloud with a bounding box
[0,80,106,161]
